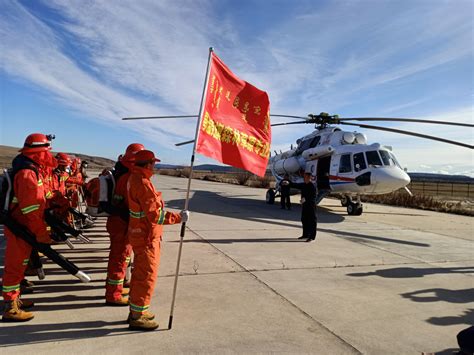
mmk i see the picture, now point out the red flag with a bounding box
[196,53,271,177]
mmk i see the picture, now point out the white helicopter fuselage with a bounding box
[269,127,410,198]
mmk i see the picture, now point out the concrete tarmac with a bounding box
[0,175,472,354]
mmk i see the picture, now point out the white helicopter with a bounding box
[266,112,473,215]
[123,112,473,216]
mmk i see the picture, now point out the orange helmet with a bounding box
[20,133,52,153]
[55,152,71,166]
[135,149,160,164]
[122,143,145,163]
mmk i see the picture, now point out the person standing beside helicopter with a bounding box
[280,174,291,210]
[289,172,317,242]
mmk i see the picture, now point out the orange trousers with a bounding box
[105,229,132,301]
[129,237,161,314]
[2,229,32,301]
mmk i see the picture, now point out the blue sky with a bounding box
[0,0,472,175]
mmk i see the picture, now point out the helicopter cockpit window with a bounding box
[365,150,382,167]
[388,152,402,169]
[378,150,391,166]
[339,154,352,173]
[353,152,367,172]
[295,136,321,154]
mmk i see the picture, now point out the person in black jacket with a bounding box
[290,172,317,242]
[280,174,291,210]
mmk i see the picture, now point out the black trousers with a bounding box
[280,193,291,209]
[301,206,317,239]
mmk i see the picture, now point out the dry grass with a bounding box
[236,172,252,185]
[359,191,473,216]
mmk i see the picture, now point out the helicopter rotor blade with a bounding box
[271,121,309,127]
[122,115,198,120]
[270,114,308,120]
[336,117,474,128]
[123,114,311,121]
[175,139,195,147]
[339,122,474,149]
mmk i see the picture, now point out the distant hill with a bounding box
[408,172,474,183]
[0,145,115,170]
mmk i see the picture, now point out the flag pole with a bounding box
[168,46,214,330]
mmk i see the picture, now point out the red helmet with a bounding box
[135,149,160,164]
[55,152,71,166]
[122,143,145,163]
[20,133,51,153]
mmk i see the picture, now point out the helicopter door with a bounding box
[316,156,331,190]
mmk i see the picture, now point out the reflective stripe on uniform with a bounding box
[45,191,53,199]
[21,204,40,214]
[129,209,145,218]
[60,176,68,181]
[113,194,124,201]
[125,256,131,263]
[12,197,18,204]
[130,303,149,312]
[107,278,124,285]
[2,284,20,293]
[22,258,30,266]
[37,179,43,186]
[157,208,165,225]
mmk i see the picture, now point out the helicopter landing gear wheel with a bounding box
[340,196,350,207]
[347,202,363,216]
[266,188,275,205]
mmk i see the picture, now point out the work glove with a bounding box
[180,210,190,223]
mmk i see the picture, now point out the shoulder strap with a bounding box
[11,154,39,180]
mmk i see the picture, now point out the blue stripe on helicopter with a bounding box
[329,181,354,185]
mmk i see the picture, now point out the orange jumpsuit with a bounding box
[105,170,132,301]
[127,166,181,314]
[52,168,68,196]
[66,170,83,208]
[2,168,50,301]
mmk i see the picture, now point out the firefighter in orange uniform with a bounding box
[105,143,144,306]
[66,157,84,209]
[2,133,53,322]
[49,153,73,225]
[126,150,189,331]
[53,153,71,196]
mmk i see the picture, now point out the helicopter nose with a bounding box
[372,167,411,193]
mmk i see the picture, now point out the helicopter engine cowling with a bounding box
[301,145,334,161]
[272,156,304,175]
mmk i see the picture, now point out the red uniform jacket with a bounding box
[127,166,181,245]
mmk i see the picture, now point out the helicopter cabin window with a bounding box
[365,150,383,167]
[378,150,391,166]
[353,152,367,172]
[295,136,321,154]
[339,154,352,173]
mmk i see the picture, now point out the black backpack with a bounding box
[0,155,39,217]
